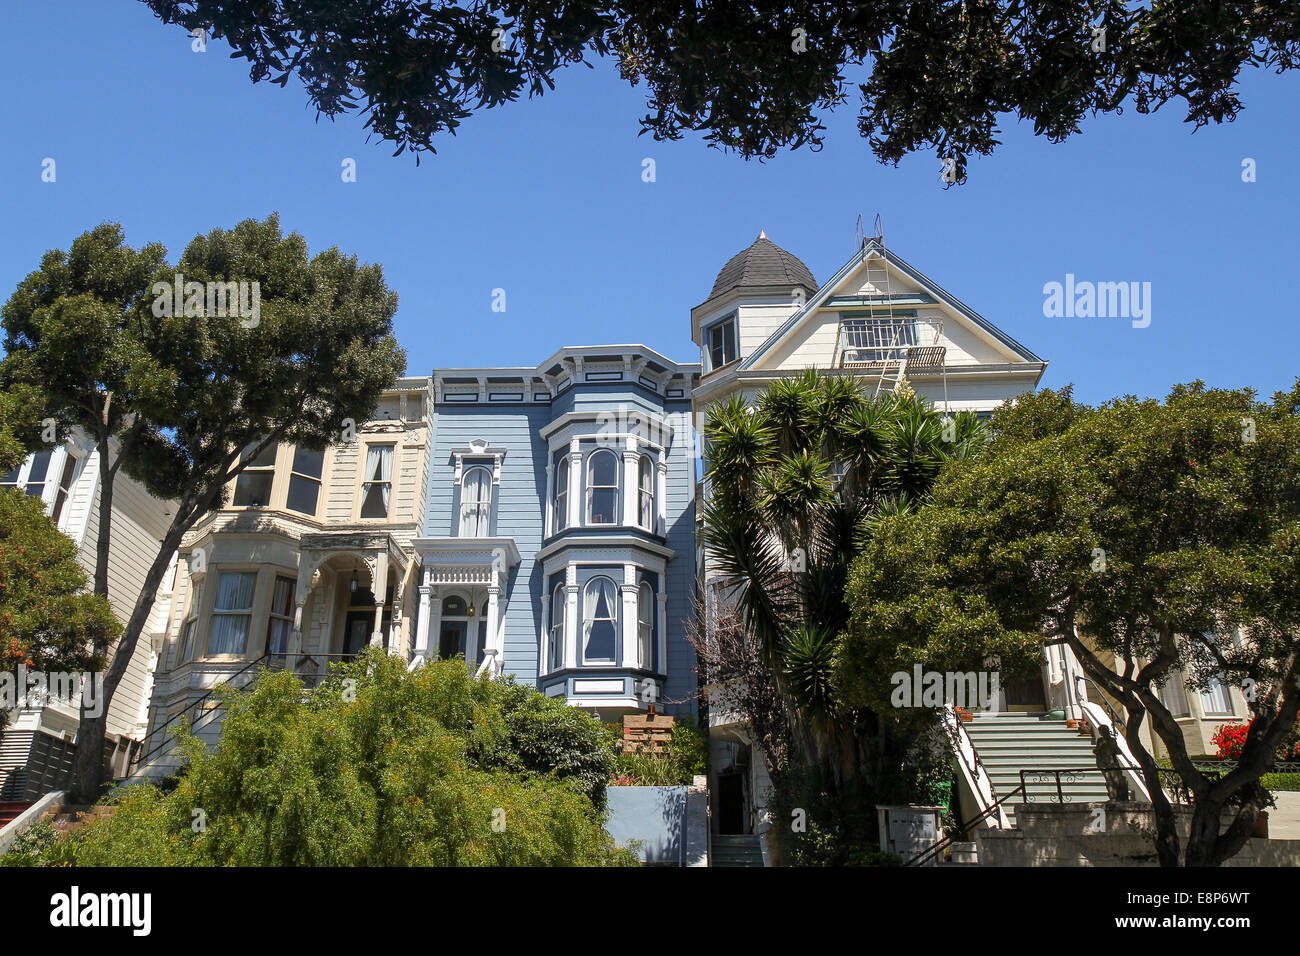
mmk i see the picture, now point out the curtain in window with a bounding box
[583,577,617,662]
[637,583,654,669]
[460,466,492,536]
[550,585,565,671]
[555,457,569,531]
[1159,672,1190,717]
[1200,678,1234,716]
[267,576,295,655]
[361,445,393,518]
[638,456,654,529]
[209,572,257,654]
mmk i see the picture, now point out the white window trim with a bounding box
[581,575,619,665]
[585,449,619,526]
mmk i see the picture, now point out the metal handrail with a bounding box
[136,653,272,766]
[904,783,1026,867]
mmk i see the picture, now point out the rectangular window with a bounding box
[233,442,276,507]
[707,318,737,371]
[0,466,20,490]
[179,619,197,664]
[209,571,257,655]
[23,449,51,497]
[1158,671,1190,717]
[266,576,295,656]
[459,465,492,537]
[285,446,324,515]
[1200,677,1234,716]
[360,445,394,518]
[50,453,78,524]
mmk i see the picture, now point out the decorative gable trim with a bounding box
[738,240,1043,371]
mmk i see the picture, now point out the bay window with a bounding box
[286,446,324,515]
[586,449,618,525]
[266,575,295,656]
[638,455,655,529]
[209,571,257,655]
[233,442,276,506]
[637,582,654,669]
[549,583,565,672]
[360,444,394,518]
[582,576,617,663]
[554,456,569,531]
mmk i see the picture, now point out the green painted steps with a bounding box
[711,834,764,867]
[963,715,1110,827]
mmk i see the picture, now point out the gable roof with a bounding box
[738,238,1044,370]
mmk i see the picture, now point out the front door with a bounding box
[439,620,468,661]
[342,612,371,658]
[716,772,749,834]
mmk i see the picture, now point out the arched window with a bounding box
[637,582,654,670]
[459,465,492,537]
[638,455,655,530]
[442,595,468,617]
[549,583,565,672]
[586,449,618,525]
[582,577,618,663]
[554,456,569,532]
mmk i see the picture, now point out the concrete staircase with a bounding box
[710,834,764,867]
[964,714,1109,827]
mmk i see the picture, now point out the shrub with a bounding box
[9,651,637,867]
[608,713,707,786]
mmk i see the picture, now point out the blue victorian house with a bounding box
[413,345,700,718]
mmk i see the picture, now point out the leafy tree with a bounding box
[0,215,405,801]
[0,392,118,733]
[841,382,1300,867]
[3,652,637,866]
[699,371,985,861]
[143,0,1300,171]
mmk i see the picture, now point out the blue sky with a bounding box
[1,1,1297,406]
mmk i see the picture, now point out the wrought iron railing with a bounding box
[135,653,275,767]
[1019,767,1100,805]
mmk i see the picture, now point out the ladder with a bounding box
[862,222,907,399]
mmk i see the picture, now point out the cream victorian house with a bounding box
[139,378,431,773]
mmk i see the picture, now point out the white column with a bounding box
[621,564,639,668]
[429,584,443,659]
[656,450,668,536]
[370,551,388,647]
[414,570,432,659]
[563,565,579,669]
[539,591,551,676]
[567,438,582,529]
[622,437,639,527]
[657,586,668,676]
[485,583,501,675]
[544,461,555,537]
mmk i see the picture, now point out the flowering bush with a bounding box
[1212,718,1300,761]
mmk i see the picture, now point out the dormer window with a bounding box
[707,317,737,371]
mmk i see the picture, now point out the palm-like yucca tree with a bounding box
[701,369,990,779]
